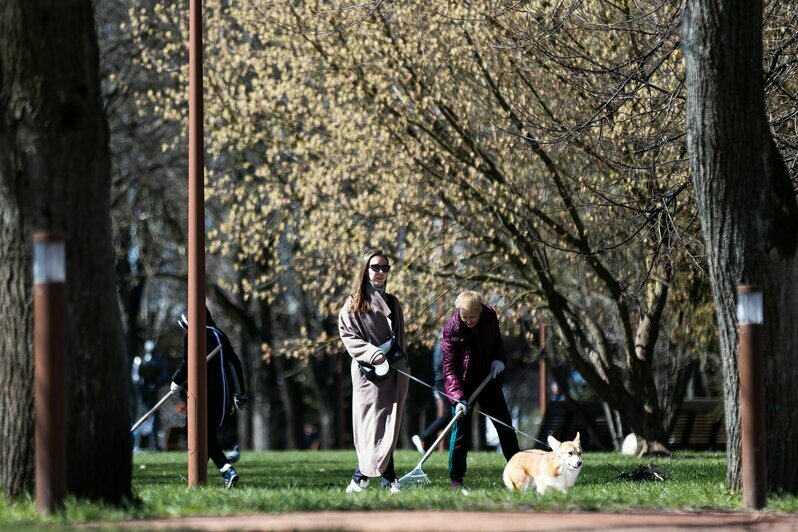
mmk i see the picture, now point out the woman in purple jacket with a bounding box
[442,291,519,491]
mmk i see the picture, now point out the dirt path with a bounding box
[84,510,798,530]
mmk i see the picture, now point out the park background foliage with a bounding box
[95,1,798,451]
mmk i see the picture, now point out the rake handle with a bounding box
[130,390,175,433]
[412,373,493,469]
[129,344,221,433]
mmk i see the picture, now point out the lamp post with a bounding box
[539,323,548,416]
[33,232,66,513]
[737,285,766,509]
[188,0,208,486]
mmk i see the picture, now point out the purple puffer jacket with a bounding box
[442,304,506,404]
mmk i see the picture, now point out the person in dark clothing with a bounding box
[442,291,519,492]
[411,332,454,453]
[132,347,168,450]
[171,307,246,489]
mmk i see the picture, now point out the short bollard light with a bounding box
[737,285,766,510]
[33,232,66,514]
[737,288,763,326]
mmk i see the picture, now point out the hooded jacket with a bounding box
[442,304,506,404]
[173,310,246,426]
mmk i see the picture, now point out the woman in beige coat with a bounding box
[338,250,410,493]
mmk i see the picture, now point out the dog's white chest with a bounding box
[538,466,580,493]
[559,467,580,489]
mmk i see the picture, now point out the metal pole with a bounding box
[188,0,207,486]
[738,285,766,509]
[33,232,66,513]
[539,323,548,416]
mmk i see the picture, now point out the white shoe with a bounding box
[345,478,369,493]
[381,477,401,493]
[411,435,424,454]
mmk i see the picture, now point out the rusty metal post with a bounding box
[187,0,207,486]
[33,232,66,513]
[539,323,548,417]
[738,285,766,509]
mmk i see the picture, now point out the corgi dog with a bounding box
[503,433,582,494]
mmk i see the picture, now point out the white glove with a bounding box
[372,351,390,377]
[233,393,249,410]
[490,360,505,379]
[455,401,468,416]
[169,381,181,394]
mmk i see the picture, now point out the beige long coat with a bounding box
[338,286,410,477]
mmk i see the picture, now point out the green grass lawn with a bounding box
[2,449,798,526]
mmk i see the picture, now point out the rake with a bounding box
[130,344,221,433]
[399,373,492,488]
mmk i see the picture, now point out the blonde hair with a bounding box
[455,290,483,312]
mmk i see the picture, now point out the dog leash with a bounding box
[392,366,547,447]
[392,365,464,406]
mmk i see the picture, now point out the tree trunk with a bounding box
[0,0,131,502]
[305,357,332,449]
[271,354,303,449]
[0,151,35,498]
[682,0,798,493]
[241,325,271,451]
[116,227,148,371]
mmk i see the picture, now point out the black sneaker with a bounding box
[449,480,468,495]
[222,467,239,489]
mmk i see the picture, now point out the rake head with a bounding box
[398,467,431,488]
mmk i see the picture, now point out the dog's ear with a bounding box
[547,435,561,451]
[574,432,581,446]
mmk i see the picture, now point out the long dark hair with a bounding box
[349,249,389,314]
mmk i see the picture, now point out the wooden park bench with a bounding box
[668,398,726,451]
[534,398,726,452]
[534,400,614,451]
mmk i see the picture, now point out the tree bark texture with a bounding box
[0,1,131,502]
[0,73,35,498]
[682,0,798,492]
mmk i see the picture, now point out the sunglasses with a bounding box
[369,264,391,273]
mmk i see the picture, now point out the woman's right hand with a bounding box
[372,351,390,377]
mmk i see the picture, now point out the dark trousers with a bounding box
[421,404,454,442]
[448,380,519,483]
[208,403,230,471]
[352,454,397,484]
